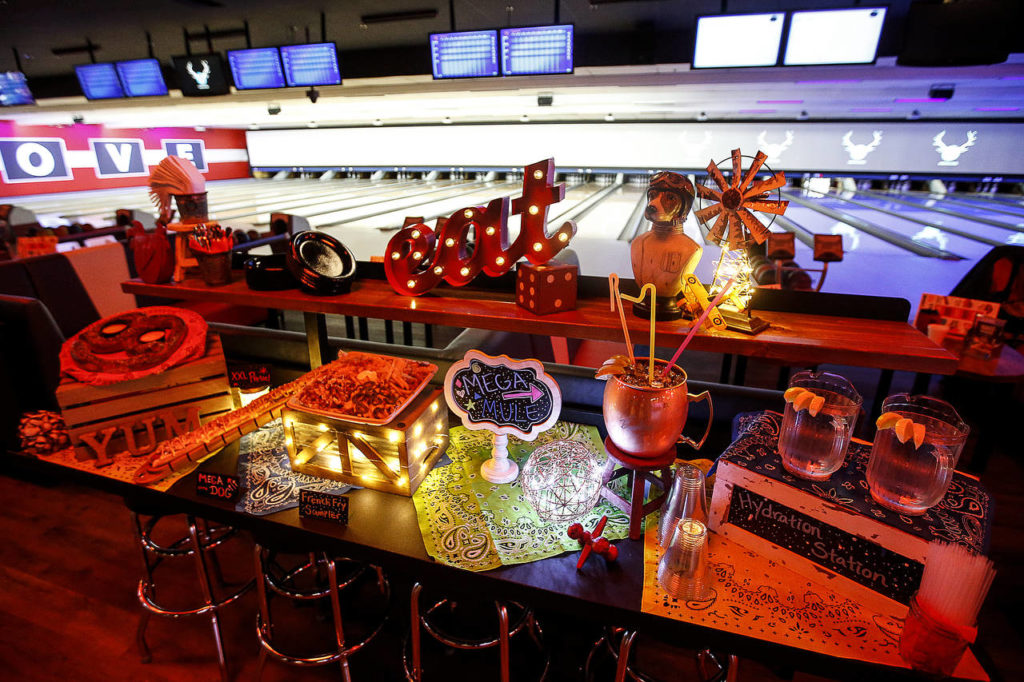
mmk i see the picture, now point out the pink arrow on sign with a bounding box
[502,385,543,402]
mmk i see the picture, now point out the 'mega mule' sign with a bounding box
[444,350,560,439]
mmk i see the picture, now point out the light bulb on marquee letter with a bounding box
[384,158,578,296]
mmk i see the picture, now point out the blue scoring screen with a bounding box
[500,24,573,76]
[228,47,286,90]
[430,30,499,79]
[0,71,34,106]
[115,59,168,97]
[75,63,125,99]
[280,42,342,86]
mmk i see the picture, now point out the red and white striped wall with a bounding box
[0,123,249,197]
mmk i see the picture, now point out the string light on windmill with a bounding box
[694,149,789,334]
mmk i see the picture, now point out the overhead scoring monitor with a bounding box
[0,71,34,106]
[227,47,286,90]
[75,63,125,99]
[429,30,499,79]
[784,8,887,66]
[500,24,573,76]
[692,13,785,68]
[280,42,342,86]
[173,54,231,96]
[115,58,168,97]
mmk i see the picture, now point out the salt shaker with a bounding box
[658,464,708,547]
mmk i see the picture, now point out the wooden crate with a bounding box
[282,388,448,496]
[56,334,234,466]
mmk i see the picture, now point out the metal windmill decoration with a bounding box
[694,149,788,249]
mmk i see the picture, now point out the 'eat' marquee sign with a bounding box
[384,158,577,296]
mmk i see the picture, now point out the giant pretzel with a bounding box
[61,307,207,384]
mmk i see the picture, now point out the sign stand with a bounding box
[444,350,561,484]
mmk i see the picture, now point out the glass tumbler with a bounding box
[866,394,968,515]
[778,370,862,480]
[658,464,708,547]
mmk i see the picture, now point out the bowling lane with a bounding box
[337,180,523,231]
[856,189,1024,232]
[777,195,976,311]
[911,192,1024,220]
[308,179,490,227]
[212,179,424,221]
[840,191,1024,248]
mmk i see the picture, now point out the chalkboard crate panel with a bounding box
[710,461,925,615]
[56,334,233,462]
[283,388,448,496]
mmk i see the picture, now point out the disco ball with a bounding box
[521,439,603,523]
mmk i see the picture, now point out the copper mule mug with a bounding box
[603,360,713,459]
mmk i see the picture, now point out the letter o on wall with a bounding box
[15,142,56,177]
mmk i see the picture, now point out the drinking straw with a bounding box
[918,541,996,638]
[608,274,636,366]
[661,278,734,380]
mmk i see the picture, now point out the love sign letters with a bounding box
[384,158,577,296]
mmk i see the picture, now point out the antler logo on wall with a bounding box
[756,130,794,164]
[384,159,577,296]
[186,59,211,90]
[933,130,977,166]
[841,130,883,165]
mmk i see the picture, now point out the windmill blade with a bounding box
[708,213,728,243]
[694,204,722,225]
[738,151,768,193]
[695,184,722,202]
[745,198,789,216]
[737,208,772,244]
[731,149,743,187]
[727,213,747,246]
[706,161,730,192]
[743,172,787,198]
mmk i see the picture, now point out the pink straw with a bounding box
[661,278,734,379]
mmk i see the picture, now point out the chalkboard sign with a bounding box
[299,488,349,524]
[726,485,923,604]
[195,471,241,502]
[443,350,561,440]
[228,363,271,390]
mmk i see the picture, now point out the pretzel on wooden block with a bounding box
[133,362,334,485]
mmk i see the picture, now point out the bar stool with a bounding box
[404,582,549,681]
[130,510,254,682]
[584,627,739,682]
[252,542,390,681]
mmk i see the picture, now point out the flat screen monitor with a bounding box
[0,71,34,106]
[784,8,887,65]
[227,47,286,90]
[115,58,168,97]
[172,54,231,96]
[692,13,784,68]
[75,62,125,99]
[429,30,499,79]
[280,42,342,86]
[500,24,573,76]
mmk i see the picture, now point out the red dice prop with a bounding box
[516,262,578,315]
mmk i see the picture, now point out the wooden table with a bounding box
[122,275,957,377]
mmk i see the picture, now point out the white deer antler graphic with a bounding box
[841,130,883,164]
[756,130,794,164]
[933,130,978,166]
[185,59,211,90]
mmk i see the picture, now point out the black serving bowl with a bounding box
[244,253,298,291]
[285,230,357,295]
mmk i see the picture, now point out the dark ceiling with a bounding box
[3,0,1020,99]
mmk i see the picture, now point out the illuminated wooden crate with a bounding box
[282,388,448,496]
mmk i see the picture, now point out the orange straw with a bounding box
[608,274,635,366]
[661,278,734,380]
